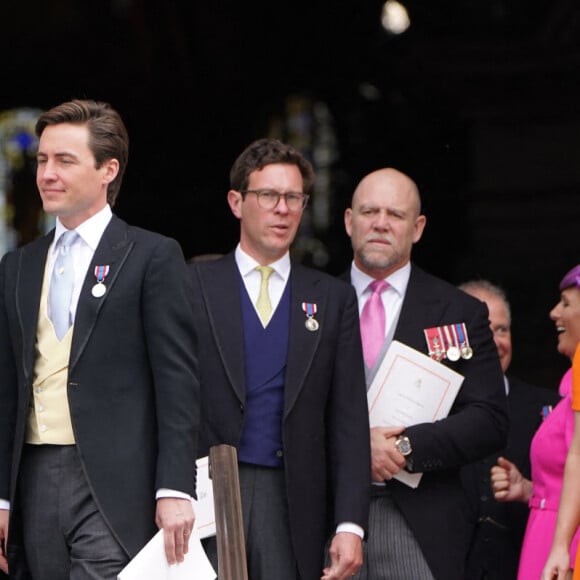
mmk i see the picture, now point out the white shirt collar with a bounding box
[234,244,291,283]
[350,261,411,300]
[52,205,113,254]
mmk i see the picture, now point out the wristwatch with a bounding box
[395,434,412,456]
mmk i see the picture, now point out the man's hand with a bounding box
[0,508,9,574]
[155,498,195,565]
[321,532,363,580]
[370,426,406,482]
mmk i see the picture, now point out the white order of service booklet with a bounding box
[367,340,464,488]
[118,457,217,580]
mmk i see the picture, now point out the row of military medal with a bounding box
[424,323,473,362]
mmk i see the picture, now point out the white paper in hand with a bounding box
[367,340,464,488]
[117,526,216,580]
[194,456,216,539]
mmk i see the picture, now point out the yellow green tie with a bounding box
[256,266,274,326]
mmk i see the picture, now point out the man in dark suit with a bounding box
[342,168,509,580]
[459,279,561,580]
[0,100,199,579]
[189,138,371,580]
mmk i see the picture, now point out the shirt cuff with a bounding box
[336,522,364,539]
[155,488,193,501]
[0,499,10,510]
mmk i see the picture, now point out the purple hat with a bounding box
[559,264,580,291]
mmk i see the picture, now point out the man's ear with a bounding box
[344,207,353,237]
[413,214,427,243]
[102,158,119,186]
[227,189,243,219]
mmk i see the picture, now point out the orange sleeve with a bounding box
[573,343,580,412]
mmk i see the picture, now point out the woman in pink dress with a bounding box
[491,264,580,579]
[542,342,580,580]
[542,266,580,580]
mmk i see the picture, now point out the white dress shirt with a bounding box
[235,245,291,322]
[48,205,113,324]
[350,261,411,350]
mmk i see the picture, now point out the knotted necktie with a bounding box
[49,230,78,340]
[360,279,389,368]
[255,265,274,327]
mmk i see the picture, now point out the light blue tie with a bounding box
[49,230,78,340]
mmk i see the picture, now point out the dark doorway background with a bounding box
[1,0,578,389]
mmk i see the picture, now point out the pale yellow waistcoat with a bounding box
[26,262,75,444]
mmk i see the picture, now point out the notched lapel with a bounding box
[69,218,133,370]
[395,267,444,350]
[17,233,54,380]
[198,256,246,402]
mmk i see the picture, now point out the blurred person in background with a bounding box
[460,279,560,580]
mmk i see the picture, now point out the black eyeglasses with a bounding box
[240,189,309,212]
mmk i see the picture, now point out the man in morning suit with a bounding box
[459,279,560,580]
[0,100,199,579]
[189,138,371,580]
[343,168,509,580]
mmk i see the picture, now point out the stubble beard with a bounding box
[357,246,401,275]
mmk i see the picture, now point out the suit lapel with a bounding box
[198,258,329,410]
[394,266,444,352]
[198,255,246,401]
[17,232,54,381]
[69,216,133,370]
[284,263,325,416]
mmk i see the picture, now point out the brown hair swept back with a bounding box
[35,99,129,206]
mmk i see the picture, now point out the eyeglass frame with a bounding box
[239,189,310,212]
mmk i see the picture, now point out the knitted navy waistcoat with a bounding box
[238,276,290,467]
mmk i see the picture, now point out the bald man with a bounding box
[342,168,509,580]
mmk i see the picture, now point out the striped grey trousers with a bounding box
[353,486,435,580]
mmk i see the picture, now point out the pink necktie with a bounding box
[360,279,389,368]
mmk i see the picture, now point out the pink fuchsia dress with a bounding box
[517,368,580,579]
[572,345,580,578]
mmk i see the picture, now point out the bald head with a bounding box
[345,168,426,279]
[351,168,422,214]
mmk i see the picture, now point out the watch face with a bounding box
[396,436,412,456]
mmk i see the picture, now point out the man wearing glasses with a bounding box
[189,138,371,580]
